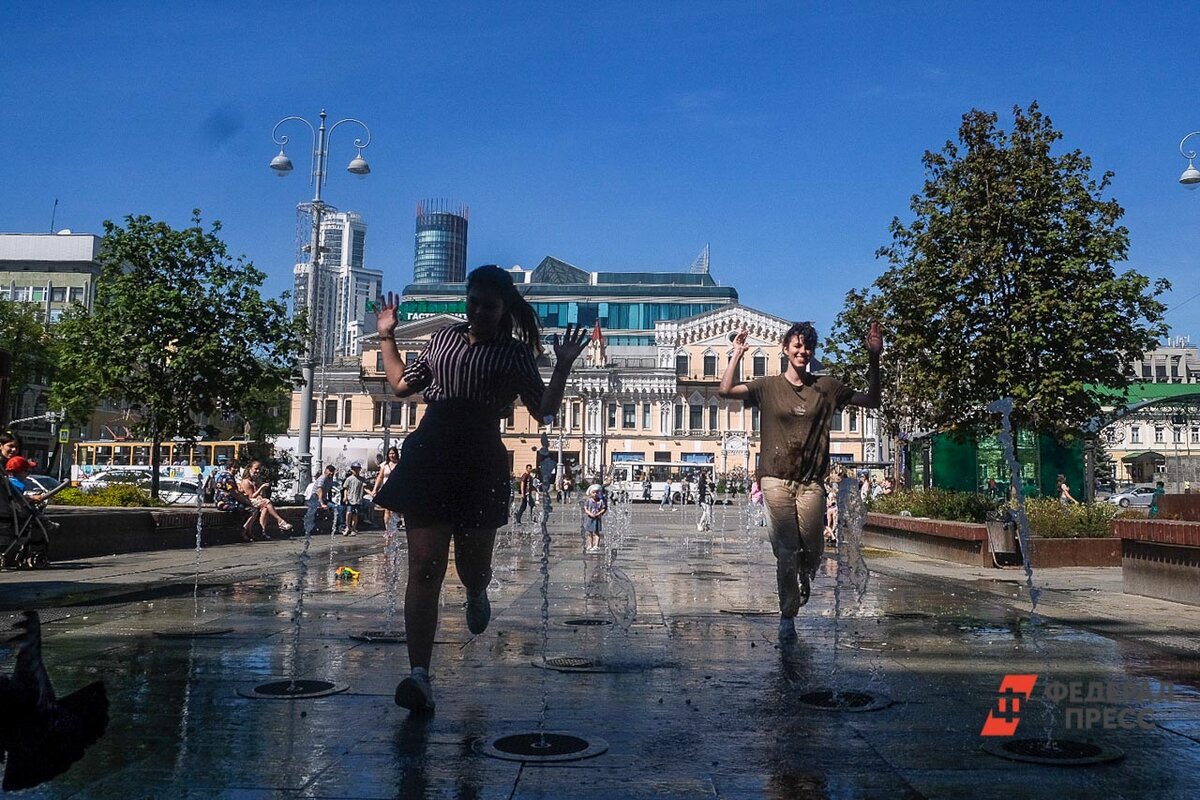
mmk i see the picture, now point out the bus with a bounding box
[608,459,715,503]
[70,440,250,485]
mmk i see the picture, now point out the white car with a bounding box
[25,474,64,494]
[1105,486,1158,508]
[139,477,201,506]
[80,469,151,491]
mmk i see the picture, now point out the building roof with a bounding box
[1120,451,1166,462]
[1091,382,1200,403]
[0,232,101,264]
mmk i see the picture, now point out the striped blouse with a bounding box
[401,323,545,417]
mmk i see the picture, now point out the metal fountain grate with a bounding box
[237,680,349,700]
[545,656,597,668]
[349,630,406,643]
[532,656,604,673]
[153,627,234,638]
[476,731,608,763]
[796,689,892,712]
[561,618,612,627]
[983,738,1124,766]
[720,608,777,616]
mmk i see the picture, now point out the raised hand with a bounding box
[865,320,884,356]
[375,291,400,338]
[552,323,590,369]
[732,327,749,354]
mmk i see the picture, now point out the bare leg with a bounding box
[262,501,287,524]
[452,527,497,594]
[404,525,454,671]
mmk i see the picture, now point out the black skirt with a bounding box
[373,399,512,529]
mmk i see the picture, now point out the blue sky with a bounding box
[3,2,1199,343]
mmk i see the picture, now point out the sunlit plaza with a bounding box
[3,499,1199,798]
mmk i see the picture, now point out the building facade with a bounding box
[0,231,103,462]
[413,201,468,284]
[292,211,383,363]
[1130,337,1200,384]
[0,232,101,320]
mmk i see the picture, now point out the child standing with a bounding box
[583,484,607,553]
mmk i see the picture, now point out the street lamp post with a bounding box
[270,109,371,497]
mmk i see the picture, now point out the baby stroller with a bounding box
[0,478,59,570]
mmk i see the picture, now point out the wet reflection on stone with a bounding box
[4,495,1199,796]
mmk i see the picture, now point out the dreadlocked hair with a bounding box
[467,265,544,356]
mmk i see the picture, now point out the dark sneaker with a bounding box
[779,616,797,641]
[466,589,491,635]
[798,569,812,607]
[395,673,435,711]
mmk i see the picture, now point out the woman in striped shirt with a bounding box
[374,265,588,712]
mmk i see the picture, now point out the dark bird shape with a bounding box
[0,611,108,791]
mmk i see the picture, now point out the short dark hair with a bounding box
[782,321,818,351]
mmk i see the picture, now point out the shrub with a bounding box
[870,490,1120,537]
[1016,498,1118,539]
[51,485,161,507]
[868,488,999,523]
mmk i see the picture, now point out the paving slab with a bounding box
[0,503,1198,799]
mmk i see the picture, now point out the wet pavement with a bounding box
[1,502,1198,799]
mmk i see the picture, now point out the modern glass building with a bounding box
[293,211,383,362]
[398,256,738,346]
[413,200,468,284]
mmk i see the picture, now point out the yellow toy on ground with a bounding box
[335,566,360,581]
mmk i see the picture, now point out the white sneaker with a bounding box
[395,670,435,711]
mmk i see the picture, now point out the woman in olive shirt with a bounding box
[719,321,882,641]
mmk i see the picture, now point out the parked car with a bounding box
[25,474,64,494]
[1106,486,1158,508]
[80,469,150,491]
[138,477,201,506]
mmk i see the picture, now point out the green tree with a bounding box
[0,299,54,423]
[826,102,1169,443]
[50,212,306,495]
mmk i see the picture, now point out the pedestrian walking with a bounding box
[1057,474,1078,507]
[583,484,606,552]
[719,321,882,642]
[371,266,587,712]
[342,462,369,535]
[373,447,401,532]
[1149,480,1166,519]
[697,471,714,532]
[514,464,535,524]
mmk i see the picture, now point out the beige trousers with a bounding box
[760,477,827,618]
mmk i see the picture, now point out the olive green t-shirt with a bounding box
[745,373,855,483]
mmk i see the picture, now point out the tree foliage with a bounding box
[0,300,54,421]
[50,212,305,488]
[826,103,1169,440]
